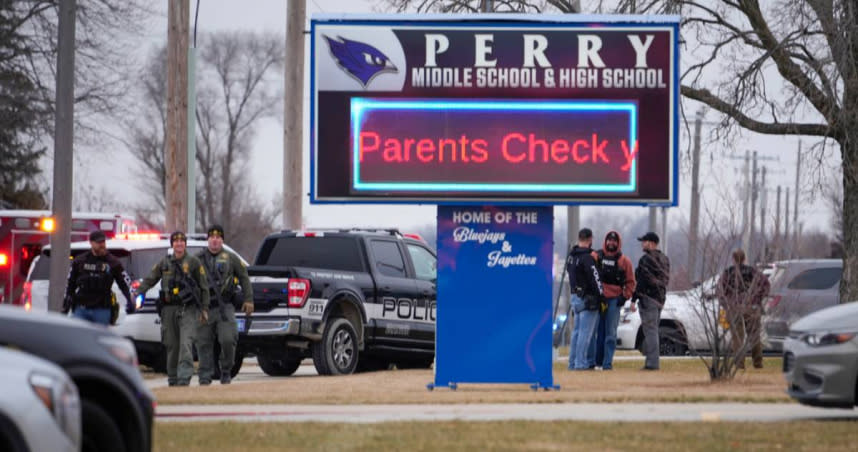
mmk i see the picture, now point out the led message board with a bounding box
[311,14,680,205]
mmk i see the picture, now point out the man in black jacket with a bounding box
[631,231,670,370]
[62,230,135,325]
[566,228,604,370]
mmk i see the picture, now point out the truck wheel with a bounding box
[81,399,125,452]
[212,344,244,379]
[257,355,302,376]
[312,317,358,375]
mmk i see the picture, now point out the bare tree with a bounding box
[126,32,283,256]
[194,31,284,238]
[596,0,857,302]
[124,47,168,213]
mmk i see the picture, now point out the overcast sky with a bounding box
[72,0,838,236]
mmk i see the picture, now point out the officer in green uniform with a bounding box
[195,225,254,385]
[135,231,210,386]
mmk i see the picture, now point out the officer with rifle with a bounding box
[135,231,210,386]
[195,225,254,385]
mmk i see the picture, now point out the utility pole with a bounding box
[688,109,703,282]
[793,142,801,258]
[749,151,758,263]
[283,0,306,230]
[760,166,767,262]
[775,186,781,260]
[785,186,791,259]
[166,0,189,232]
[48,0,76,313]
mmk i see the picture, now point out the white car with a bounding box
[0,347,81,452]
[616,276,729,355]
[21,233,246,372]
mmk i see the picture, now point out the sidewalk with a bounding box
[156,402,858,423]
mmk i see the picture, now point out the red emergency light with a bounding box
[0,252,8,267]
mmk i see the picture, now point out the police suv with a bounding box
[245,229,436,376]
[25,233,246,375]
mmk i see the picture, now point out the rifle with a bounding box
[200,253,228,322]
[170,260,203,312]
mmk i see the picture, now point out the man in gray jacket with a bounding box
[630,232,670,371]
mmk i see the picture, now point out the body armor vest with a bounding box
[597,250,626,286]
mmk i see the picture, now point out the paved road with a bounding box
[156,402,858,423]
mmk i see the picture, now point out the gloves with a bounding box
[241,301,254,315]
[200,309,209,325]
[61,295,73,314]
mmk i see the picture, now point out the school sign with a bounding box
[310,14,680,206]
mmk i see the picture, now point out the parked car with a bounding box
[0,347,81,452]
[24,233,246,375]
[0,305,154,452]
[783,301,858,408]
[616,275,726,355]
[763,259,842,351]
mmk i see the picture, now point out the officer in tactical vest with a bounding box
[63,230,135,325]
[195,225,254,385]
[135,231,210,386]
[588,230,636,370]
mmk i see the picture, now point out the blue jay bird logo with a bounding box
[324,35,398,88]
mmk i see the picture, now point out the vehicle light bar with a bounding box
[114,232,162,241]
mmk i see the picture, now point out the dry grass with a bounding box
[152,357,791,405]
[154,420,858,452]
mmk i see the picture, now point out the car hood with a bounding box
[790,301,858,332]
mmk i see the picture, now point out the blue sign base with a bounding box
[433,205,555,390]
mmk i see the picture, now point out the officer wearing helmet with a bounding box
[195,224,254,385]
[62,230,136,325]
[135,231,210,386]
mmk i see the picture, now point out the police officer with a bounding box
[195,225,254,385]
[63,230,135,325]
[566,228,604,371]
[135,231,210,386]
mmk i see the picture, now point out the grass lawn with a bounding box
[152,356,792,405]
[155,420,858,451]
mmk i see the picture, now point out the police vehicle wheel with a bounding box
[312,317,358,375]
[81,399,125,452]
[257,355,302,376]
[211,344,244,379]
